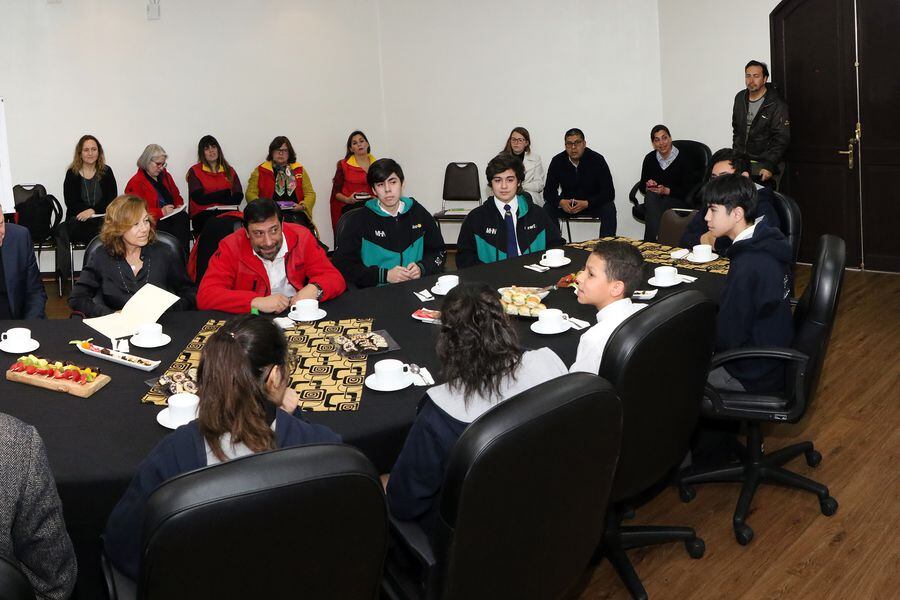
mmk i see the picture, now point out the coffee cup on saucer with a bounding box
[371,359,411,389]
[290,298,321,320]
[541,248,566,266]
[433,275,459,295]
[135,323,163,344]
[692,244,714,262]
[653,266,679,286]
[0,327,39,353]
[537,308,570,330]
[161,393,199,428]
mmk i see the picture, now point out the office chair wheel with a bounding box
[734,524,754,546]
[678,485,696,503]
[820,496,838,516]
[685,537,705,559]
[805,449,822,467]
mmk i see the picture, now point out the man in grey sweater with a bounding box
[0,413,76,599]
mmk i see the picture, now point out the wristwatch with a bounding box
[311,282,324,300]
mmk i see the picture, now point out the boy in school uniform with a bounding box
[702,173,793,392]
[569,240,646,374]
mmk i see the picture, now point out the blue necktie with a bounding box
[504,204,519,258]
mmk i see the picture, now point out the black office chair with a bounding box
[191,215,243,282]
[103,444,388,600]
[13,183,64,295]
[629,140,712,223]
[596,290,716,600]
[432,163,482,245]
[678,235,846,545]
[82,230,187,273]
[657,208,698,247]
[333,204,369,251]
[0,556,36,600]
[382,373,624,600]
[771,190,802,265]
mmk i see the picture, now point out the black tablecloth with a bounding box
[0,244,724,598]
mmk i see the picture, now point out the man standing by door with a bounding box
[732,60,791,188]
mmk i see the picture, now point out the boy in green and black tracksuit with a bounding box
[456,193,565,268]
[333,197,446,287]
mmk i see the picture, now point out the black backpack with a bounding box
[13,184,61,244]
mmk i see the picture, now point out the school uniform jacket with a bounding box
[196,222,346,313]
[332,197,446,288]
[455,194,565,268]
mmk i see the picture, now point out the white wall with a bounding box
[2,0,778,251]
[658,0,782,152]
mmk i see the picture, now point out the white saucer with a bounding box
[365,373,413,392]
[130,333,172,349]
[430,285,456,297]
[647,276,681,288]
[530,321,572,335]
[686,252,719,264]
[156,407,198,430]
[0,339,40,354]
[539,257,572,268]
[289,308,328,322]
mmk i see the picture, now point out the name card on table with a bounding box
[83,284,179,340]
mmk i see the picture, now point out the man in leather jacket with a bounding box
[732,60,790,187]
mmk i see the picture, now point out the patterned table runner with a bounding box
[567,237,730,275]
[142,318,373,411]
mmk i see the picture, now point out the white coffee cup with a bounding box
[542,248,566,264]
[135,323,163,343]
[167,393,199,426]
[692,244,714,261]
[291,298,320,319]
[538,308,569,329]
[373,359,410,388]
[1,328,32,347]
[654,266,679,285]
[435,275,459,293]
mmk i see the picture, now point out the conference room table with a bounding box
[0,238,726,598]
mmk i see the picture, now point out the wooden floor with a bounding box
[41,266,900,599]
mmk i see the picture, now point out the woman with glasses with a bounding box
[103,314,340,579]
[185,135,244,236]
[328,130,375,235]
[488,127,545,205]
[385,282,567,536]
[56,134,119,281]
[125,143,191,249]
[246,136,317,234]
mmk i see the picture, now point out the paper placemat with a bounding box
[142,318,374,411]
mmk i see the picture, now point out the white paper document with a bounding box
[203,204,240,212]
[83,284,180,340]
[159,204,186,220]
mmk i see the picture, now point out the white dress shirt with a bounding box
[570,299,646,374]
[254,234,297,297]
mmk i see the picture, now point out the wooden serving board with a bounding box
[6,370,111,398]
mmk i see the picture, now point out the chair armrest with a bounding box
[389,515,437,570]
[628,181,642,206]
[709,347,808,370]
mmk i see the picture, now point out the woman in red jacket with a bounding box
[125,144,190,250]
[185,135,244,236]
[328,130,375,235]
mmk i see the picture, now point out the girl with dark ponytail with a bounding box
[104,315,340,578]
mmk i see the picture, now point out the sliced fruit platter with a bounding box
[7,354,111,398]
[70,339,160,372]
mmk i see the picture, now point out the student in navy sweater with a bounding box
[385,282,567,537]
[638,125,702,241]
[703,174,793,393]
[103,315,340,579]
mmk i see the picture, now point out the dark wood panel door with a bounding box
[771,0,861,266]
[857,0,900,272]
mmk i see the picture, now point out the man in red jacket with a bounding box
[197,198,346,313]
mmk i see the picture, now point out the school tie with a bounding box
[504,204,519,258]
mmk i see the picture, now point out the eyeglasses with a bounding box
[565,140,585,148]
[510,137,527,143]
[273,147,289,154]
[151,160,167,168]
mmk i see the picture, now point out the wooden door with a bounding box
[771,0,861,267]
[856,0,900,272]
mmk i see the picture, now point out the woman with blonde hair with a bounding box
[103,314,340,578]
[56,134,119,279]
[68,194,196,317]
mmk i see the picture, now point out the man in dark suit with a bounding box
[0,218,47,319]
